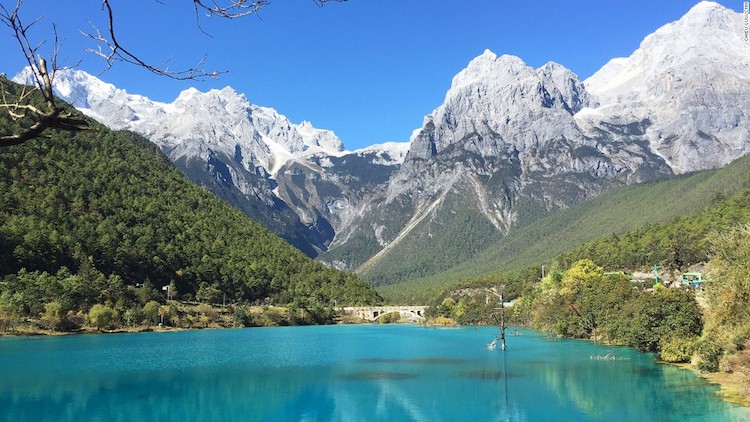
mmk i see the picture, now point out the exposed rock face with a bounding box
[325,51,672,280]
[581,1,750,173]
[14,2,750,282]
[321,2,750,281]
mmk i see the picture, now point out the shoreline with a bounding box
[0,312,376,338]
[509,319,750,409]
[0,325,187,337]
[671,362,750,407]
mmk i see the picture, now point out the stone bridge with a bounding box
[341,306,428,322]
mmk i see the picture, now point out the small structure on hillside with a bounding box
[681,272,704,290]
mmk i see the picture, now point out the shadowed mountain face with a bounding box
[18,2,750,286]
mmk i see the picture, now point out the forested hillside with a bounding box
[556,189,750,271]
[379,155,750,303]
[0,80,380,331]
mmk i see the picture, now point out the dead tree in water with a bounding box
[487,285,506,351]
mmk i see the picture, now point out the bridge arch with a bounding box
[342,306,428,322]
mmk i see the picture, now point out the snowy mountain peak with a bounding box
[353,141,410,165]
[682,1,735,27]
[406,50,589,160]
[447,51,529,98]
[585,1,746,100]
[537,61,593,114]
[580,1,750,173]
[12,67,345,176]
[444,50,586,111]
[13,67,129,111]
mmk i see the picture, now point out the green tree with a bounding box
[1,92,381,334]
[88,303,118,330]
[143,300,160,325]
[701,225,750,372]
[40,301,63,330]
[617,288,702,353]
[706,226,750,336]
[196,282,222,305]
[123,307,143,327]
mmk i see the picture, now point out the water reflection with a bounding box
[457,369,518,380]
[338,371,418,380]
[0,326,748,421]
[357,357,468,365]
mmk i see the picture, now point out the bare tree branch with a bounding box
[193,0,270,19]
[1,0,347,146]
[1,0,88,147]
[82,0,224,80]
[81,0,345,81]
[192,0,346,19]
[82,0,347,81]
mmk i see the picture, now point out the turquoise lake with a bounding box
[1,325,749,421]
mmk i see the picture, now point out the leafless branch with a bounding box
[1,0,87,147]
[83,0,347,81]
[191,0,347,19]
[1,0,347,145]
[80,0,224,80]
[191,0,346,19]
[193,0,270,19]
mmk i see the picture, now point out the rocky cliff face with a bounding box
[581,1,750,173]
[324,51,673,281]
[15,1,750,283]
[322,2,750,282]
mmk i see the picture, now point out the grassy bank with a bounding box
[0,301,345,336]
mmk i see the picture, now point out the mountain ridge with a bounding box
[0,82,382,308]
[12,1,750,289]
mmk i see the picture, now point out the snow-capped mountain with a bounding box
[406,51,591,161]
[13,66,405,256]
[14,67,345,173]
[321,1,750,282]
[327,51,672,279]
[580,1,750,173]
[12,1,750,283]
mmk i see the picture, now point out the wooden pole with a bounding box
[489,285,507,351]
[500,286,506,351]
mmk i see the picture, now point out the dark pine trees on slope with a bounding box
[0,98,381,330]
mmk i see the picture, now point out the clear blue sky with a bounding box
[1,1,737,150]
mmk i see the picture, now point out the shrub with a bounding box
[659,335,698,363]
[40,301,64,330]
[427,316,457,326]
[234,306,255,327]
[64,311,85,330]
[88,304,119,330]
[142,300,160,325]
[725,341,750,395]
[259,308,288,326]
[377,311,401,324]
[696,337,724,372]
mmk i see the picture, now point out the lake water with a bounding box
[1,325,748,421]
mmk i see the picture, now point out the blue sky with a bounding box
[1,1,738,150]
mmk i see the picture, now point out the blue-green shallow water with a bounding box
[1,325,749,422]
